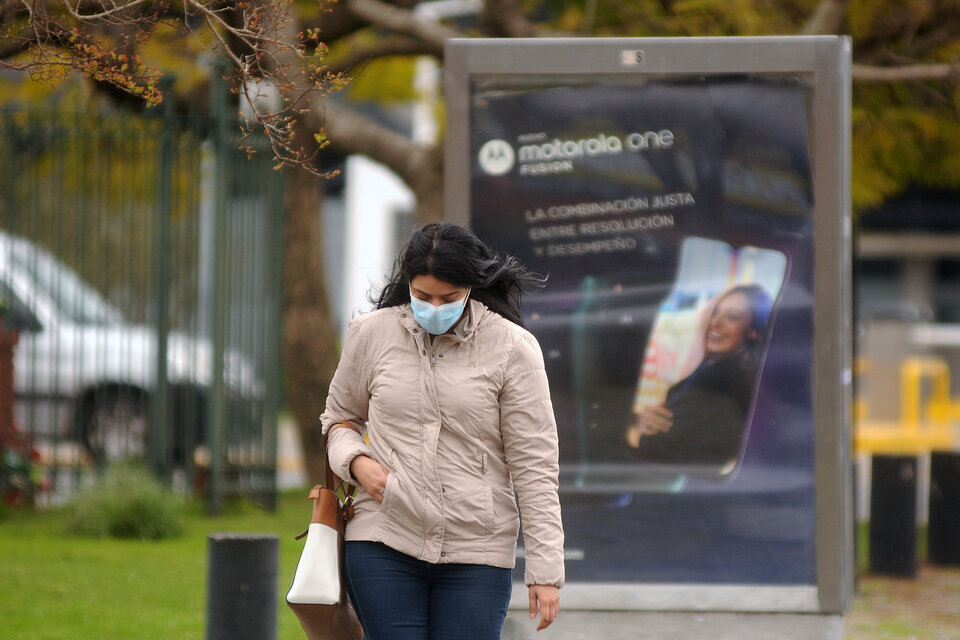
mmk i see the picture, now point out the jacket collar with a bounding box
[397,298,494,342]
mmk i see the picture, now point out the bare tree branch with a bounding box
[295,3,368,44]
[226,0,349,174]
[325,34,437,75]
[852,62,955,82]
[0,0,27,21]
[314,95,425,186]
[579,0,599,35]
[58,0,154,23]
[800,0,847,35]
[481,0,538,38]
[346,0,462,53]
[898,22,960,62]
[0,25,34,60]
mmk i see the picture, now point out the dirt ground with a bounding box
[846,565,960,640]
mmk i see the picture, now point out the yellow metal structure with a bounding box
[855,357,960,454]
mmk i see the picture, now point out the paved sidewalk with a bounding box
[501,611,843,639]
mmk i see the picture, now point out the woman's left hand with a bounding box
[528,584,559,631]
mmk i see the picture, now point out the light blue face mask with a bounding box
[409,288,471,335]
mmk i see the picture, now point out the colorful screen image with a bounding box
[628,237,788,479]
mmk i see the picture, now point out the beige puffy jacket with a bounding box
[321,299,565,588]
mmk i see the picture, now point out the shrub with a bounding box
[67,461,184,540]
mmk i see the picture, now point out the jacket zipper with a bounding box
[430,349,438,368]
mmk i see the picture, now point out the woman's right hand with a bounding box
[637,404,674,436]
[350,455,389,504]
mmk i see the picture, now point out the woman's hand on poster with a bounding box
[528,585,559,631]
[638,404,674,435]
[626,422,641,448]
[350,454,389,504]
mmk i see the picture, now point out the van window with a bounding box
[8,243,124,326]
[0,280,43,332]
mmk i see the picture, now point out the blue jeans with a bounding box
[344,541,512,640]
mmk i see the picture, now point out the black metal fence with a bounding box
[0,81,283,511]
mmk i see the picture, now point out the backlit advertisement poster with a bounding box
[469,79,817,585]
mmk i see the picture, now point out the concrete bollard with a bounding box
[206,533,279,640]
[928,451,960,566]
[869,455,917,577]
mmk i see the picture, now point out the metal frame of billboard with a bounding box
[444,36,852,614]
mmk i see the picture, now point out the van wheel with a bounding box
[81,392,149,464]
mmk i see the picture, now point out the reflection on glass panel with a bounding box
[470,77,818,585]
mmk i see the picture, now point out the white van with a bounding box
[0,231,262,463]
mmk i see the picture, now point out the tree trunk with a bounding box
[411,145,444,223]
[282,165,340,485]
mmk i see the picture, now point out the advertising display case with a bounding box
[445,37,852,616]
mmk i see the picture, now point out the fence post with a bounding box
[206,63,230,514]
[150,76,175,480]
[928,450,960,566]
[869,454,918,577]
[261,156,285,512]
[206,534,278,640]
[0,328,17,497]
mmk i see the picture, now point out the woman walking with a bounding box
[321,222,564,639]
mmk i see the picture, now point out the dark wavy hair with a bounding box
[373,222,545,327]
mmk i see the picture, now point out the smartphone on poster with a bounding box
[628,236,789,480]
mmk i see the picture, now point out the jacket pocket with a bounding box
[379,453,423,526]
[443,485,493,542]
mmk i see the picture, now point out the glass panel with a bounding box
[470,77,817,585]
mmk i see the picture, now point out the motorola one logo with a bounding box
[478,139,515,175]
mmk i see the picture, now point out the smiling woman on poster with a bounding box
[630,283,774,472]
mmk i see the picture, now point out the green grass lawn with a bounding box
[0,491,314,640]
[3,495,959,639]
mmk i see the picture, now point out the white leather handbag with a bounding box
[286,422,364,640]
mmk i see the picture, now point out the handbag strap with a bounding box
[293,420,363,541]
[324,420,362,508]
[323,423,362,610]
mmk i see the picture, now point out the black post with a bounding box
[928,451,960,566]
[150,75,175,481]
[869,455,917,577]
[206,62,230,514]
[852,457,860,591]
[206,534,279,640]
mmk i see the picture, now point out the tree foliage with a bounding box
[537,0,960,211]
[5,0,959,211]
[844,1,960,209]
[1,0,347,174]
